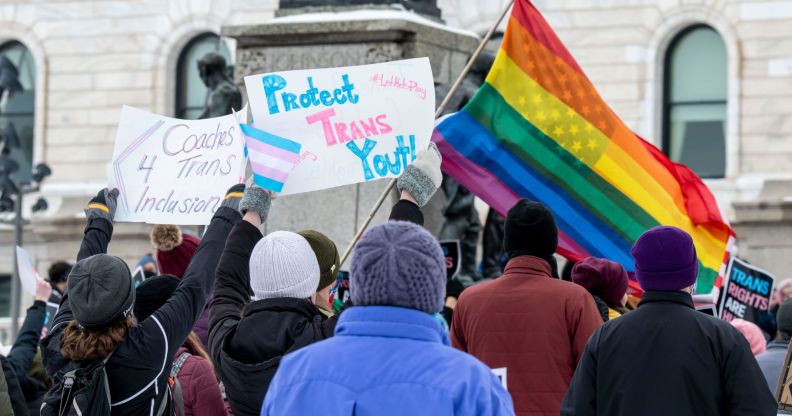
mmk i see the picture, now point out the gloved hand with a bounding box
[239,184,272,222]
[85,188,118,222]
[220,183,245,212]
[397,142,442,207]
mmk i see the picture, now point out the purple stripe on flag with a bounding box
[245,137,301,164]
[432,129,589,258]
[249,161,290,183]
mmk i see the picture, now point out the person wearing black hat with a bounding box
[41,185,244,415]
[450,199,602,416]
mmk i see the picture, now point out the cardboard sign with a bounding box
[244,58,434,195]
[717,257,774,323]
[777,344,792,411]
[15,246,38,296]
[108,106,247,225]
[440,240,461,280]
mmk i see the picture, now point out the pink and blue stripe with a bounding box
[241,123,301,193]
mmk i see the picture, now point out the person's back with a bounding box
[266,306,511,415]
[562,226,777,416]
[756,298,792,394]
[451,200,601,415]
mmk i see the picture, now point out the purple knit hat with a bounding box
[350,221,446,314]
[631,226,698,291]
[571,257,628,308]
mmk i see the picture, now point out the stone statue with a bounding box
[197,52,242,119]
[435,51,500,284]
[279,0,441,17]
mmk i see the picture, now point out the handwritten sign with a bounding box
[15,246,38,296]
[717,257,774,323]
[244,58,434,195]
[440,240,461,281]
[108,106,247,225]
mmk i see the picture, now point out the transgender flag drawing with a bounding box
[240,123,301,193]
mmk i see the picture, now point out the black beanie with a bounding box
[134,275,180,322]
[504,199,558,260]
[778,298,792,334]
[68,254,135,329]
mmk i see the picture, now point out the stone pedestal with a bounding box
[732,179,792,280]
[223,10,478,260]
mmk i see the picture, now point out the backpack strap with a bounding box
[167,352,190,416]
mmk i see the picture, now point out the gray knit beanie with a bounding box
[249,231,320,301]
[68,254,135,329]
[350,221,446,313]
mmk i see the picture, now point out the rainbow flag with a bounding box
[241,123,301,193]
[433,0,734,293]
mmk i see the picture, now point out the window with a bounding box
[0,41,35,180]
[663,26,727,179]
[175,33,232,120]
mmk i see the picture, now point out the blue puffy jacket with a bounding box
[262,306,514,415]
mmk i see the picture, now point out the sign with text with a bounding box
[440,240,461,281]
[244,58,434,195]
[15,246,38,296]
[717,257,774,323]
[108,106,247,225]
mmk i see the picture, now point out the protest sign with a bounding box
[15,246,38,296]
[244,58,434,195]
[440,240,461,281]
[131,266,146,289]
[41,302,60,340]
[491,368,508,389]
[108,106,247,225]
[717,257,774,323]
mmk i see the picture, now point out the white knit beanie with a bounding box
[249,231,320,301]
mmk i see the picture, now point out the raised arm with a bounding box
[208,186,271,361]
[6,278,51,380]
[43,188,118,374]
[390,142,442,226]
[145,185,244,357]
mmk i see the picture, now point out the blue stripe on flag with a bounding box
[253,173,286,193]
[241,124,301,154]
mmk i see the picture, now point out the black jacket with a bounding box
[42,208,239,415]
[209,219,332,416]
[561,291,777,416]
[6,301,48,414]
[0,356,27,416]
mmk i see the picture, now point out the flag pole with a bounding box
[336,0,515,270]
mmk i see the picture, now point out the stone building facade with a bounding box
[0,0,790,335]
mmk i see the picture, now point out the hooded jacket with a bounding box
[208,220,332,416]
[561,291,778,416]
[263,306,514,415]
[450,256,602,416]
[42,208,239,415]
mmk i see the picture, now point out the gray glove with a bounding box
[239,185,272,222]
[220,183,245,212]
[85,188,119,222]
[397,142,442,207]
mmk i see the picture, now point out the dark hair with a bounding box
[48,261,72,284]
[61,316,135,361]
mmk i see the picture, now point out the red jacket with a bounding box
[450,256,602,416]
[173,346,228,416]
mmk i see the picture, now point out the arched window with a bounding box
[662,25,727,179]
[0,41,35,177]
[175,33,232,119]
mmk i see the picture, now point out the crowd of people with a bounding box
[0,143,784,415]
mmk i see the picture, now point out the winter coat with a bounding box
[590,294,623,322]
[561,290,778,416]
[756,339,789,394]
[0,356,26,415]
[6,301,49,414]
[192,300,211,347]
[172,346,227,416]
[263,305,515,416]
[208,219,332,416]
[42,208,239,415]
[0,363,12,416]
[450,255,602,416]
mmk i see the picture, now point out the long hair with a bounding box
[60,316,135,361]
[184,331,211,368]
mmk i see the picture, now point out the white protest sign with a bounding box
[15,246,38,296]
[491,367,508,389]
[108,106,247,225]
[244,58,434,195]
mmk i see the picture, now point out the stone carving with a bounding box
[279,0,441,17]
